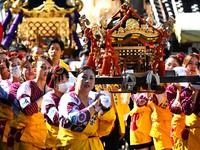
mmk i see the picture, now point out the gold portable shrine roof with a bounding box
[21,0,76,17]
[14,0,83,52]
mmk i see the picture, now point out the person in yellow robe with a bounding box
[57,66,116,150]
[178,53,200,150]
[149,90,173,150]
[41,65,74,149]
[0,52,23,150]
[16,55,53,150]
[129,92,154,150]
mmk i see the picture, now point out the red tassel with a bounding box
[100,55,111,75]
[158,61,165,76]
[86,52,96,70]
[111,51,121,76]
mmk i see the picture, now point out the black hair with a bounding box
[0,44,7,50]
[9,43,28,53]
[21,55,35,69]
[46,66,69,88]
[5,59,10,69]
[48,38,64,51]
[76,66,96,77]
[36,55,53,66]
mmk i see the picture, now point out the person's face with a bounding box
[0,54,8,74]
[186,56,199,76]
[10,58,22,68]
[76,69,95,93]
[48,43,64,60]
[32,47,44,60]
[36,60,52,80]
[0,54,7,63]
[165,57,180,70]
[33,47,43,55]
[55,75,69,90]
[22,61,36,80]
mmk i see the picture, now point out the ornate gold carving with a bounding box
[17,17,69,45]
[14,0,83,51]
[22,0,75,17]
[111,19,159,44]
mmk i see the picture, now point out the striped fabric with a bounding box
[17,80,44,115]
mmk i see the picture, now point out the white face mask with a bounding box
[58,82,74,93]
[58,83,68,93]
[11,66,21,78]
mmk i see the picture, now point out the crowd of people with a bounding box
[0,37,199,150]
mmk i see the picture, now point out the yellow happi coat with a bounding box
[109,85,130,137]
[171,113,186,150]
[60,59,71,71]
[57,107,116,150]
[45,123,59,149]
[10,111,47,149]
[149,94,172,150]
[0,104,13,143]
[183,113,200,150]
[129,103,152,145]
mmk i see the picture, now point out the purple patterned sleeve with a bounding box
[8,82,21,104]
[42,92,60,126]
[59,92,91,132]
[180,88,194,115]
[166,84,182,114]
[44,104,59,126]
[66,101,91,126]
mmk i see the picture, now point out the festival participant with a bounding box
[164,53,185,149]
[0,48,9,149]
[30,45,44,61]
[148,86,173,150]
[165,53,185,70]
[9,43,28,58]
[41,65,73,149]
[47,38,76,87]
[166,66,188,150]
[7,55,36,150]
[20,55,36,81]
[177,53,200,150]
[57,66,116,150]
[129,92,154,150]
[16,55,52,150]
[47,38,70,71]
[0,50,10,80]
[128,53,184,150]
[182,53,199,76]
[0,51,23,150]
